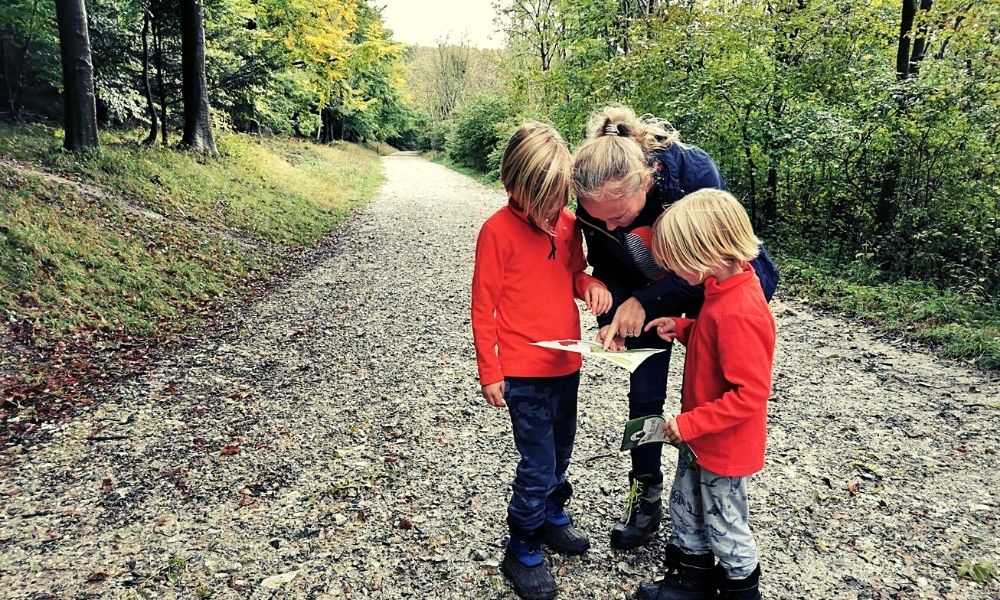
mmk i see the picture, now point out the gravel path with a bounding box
[1,154,999,600]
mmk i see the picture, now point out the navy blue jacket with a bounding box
[576,142,779,329]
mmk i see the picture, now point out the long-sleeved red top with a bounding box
[673,264,776,477]
[472,204,604,385]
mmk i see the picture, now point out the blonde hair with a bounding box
[500,122,571,231]
[651,189,761,278]
[572,105,681,203]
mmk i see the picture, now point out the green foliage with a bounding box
[957,559,998,584]
[2,0,416,144]
[476,0,1000,365]
[445,94,515,172]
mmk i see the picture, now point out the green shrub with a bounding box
[445,94,512,172]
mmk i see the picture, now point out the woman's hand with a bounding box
[602,297,646,349]
[596,325,626,352]
[644,317,677,342]
[584,283,612,316]
[482,381,505,408]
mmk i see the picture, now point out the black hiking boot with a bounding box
[542,480,590,555]
[611,472,663,550]
[501,536,557,600]
[717,564,761,600]
[633,545,717,600]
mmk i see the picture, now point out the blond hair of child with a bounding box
[500,121,571,231]
[650,188,761,278]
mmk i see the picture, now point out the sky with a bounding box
[377,0,506,49]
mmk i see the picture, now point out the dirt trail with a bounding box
[1,154,998,599]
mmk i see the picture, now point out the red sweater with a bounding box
[673,264,776,477]
[472,204,604,385]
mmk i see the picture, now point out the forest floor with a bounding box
[1,154,998,599]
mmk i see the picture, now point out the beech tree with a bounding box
[53,0,99,150]
[179,0,216,155]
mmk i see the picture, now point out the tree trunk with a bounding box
[54,0,99,151]
[141,9,158,146]
[180,0,217,155]
[152,10,168,146]
[907,0,933,76]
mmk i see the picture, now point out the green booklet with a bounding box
[620,415,699,467]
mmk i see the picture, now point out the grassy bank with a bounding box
[778,257,1000,370]
[0,123,383,339]
[1,123,384,439]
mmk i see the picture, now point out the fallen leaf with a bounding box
[86,571,110,583]
[1,488,22,497]
[260,570,299,589]
[220,444,240,456]
[239,496,254,507]
[101,478,113,494]
[846,482,859,496]
[399,518,414,530]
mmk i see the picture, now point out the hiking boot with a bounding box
[611,473,663,549]
[718,565,761,600]
[501,536,557,600]
[542,481,590,555]
[633,545,716,600]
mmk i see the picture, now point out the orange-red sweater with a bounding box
[673,264,776,477]
[472,204,604,385]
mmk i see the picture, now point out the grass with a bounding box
[779,256,1000,370]
[0,123,384,340]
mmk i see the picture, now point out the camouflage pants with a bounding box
[504,372,580,538]
[668,460,759,579]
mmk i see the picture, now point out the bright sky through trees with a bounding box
[378,0,504,48]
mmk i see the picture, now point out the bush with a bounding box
[445,94,511,172]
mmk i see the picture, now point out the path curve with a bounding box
[1,154,998,599]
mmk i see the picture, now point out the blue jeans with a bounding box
[626,332,672,482]
[505,372,580,541]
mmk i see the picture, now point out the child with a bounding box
[472,122,612,600]
[636,188,776,600]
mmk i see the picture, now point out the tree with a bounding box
[179,0,216,155]
[54,0,99,150]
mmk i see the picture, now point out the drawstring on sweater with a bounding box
[547,235,556,260]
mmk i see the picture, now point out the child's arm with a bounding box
[644,316,695,345]
[471,224,506,404]
[674,314,775,441]
[569,223,611,315]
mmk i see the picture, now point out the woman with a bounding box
[571,105,778,550]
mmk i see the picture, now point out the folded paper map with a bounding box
[531,339,666,373]
[619,415,699,467]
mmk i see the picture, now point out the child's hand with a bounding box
[584,283,612,315]
[596,325,626,351]
[663,417,683,443]
[482,381,505,408]
[644,317,677,342]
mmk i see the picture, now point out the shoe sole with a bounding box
[500,559,558,600]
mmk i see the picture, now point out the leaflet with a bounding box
[531,339,666,373]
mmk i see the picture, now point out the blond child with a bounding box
[471,122,611,600]
[635,189,776,600]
